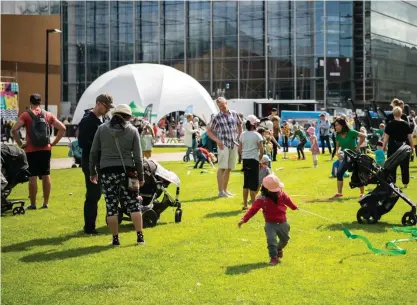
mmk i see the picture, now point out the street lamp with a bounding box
[45,28,61,111]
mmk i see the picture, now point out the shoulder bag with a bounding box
[113,135,140,192]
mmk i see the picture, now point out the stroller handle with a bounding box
[343,149,358,159]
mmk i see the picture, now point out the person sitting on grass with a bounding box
[374,141,386,167]
[238,175,298,266]
[193,147,216,169]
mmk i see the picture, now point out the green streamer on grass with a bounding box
[342,226,417,256]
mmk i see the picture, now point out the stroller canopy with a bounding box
[1,145,28,180]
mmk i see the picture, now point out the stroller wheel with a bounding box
[18,207,25,215]
[142,209,157,228]
[357,207,378,224]
[175,208,182,223]
[401,212,417,226]
[12,207,23,216]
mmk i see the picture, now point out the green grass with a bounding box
[2,155,417,305]
[52,145,185,158]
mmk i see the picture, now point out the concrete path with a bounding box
[51,150,308,170]
[51,152,185,170]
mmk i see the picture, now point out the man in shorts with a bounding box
[12,94,66,209]
[207,97,242,198]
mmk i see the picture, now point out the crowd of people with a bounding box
[5,92,416,265]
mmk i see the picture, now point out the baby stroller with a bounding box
[115,159,182,228]
[68,139,82,168]
[344,144,416,226]
[1,144,31,215]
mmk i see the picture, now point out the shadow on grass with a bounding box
[323,221,394,233]
[20,245,110,263]
[205,210,242,219]
[339,252,372,264]
[1,231,94,253]
[182,196,219,203]
[225,262,268,275]
[304,196,358,203]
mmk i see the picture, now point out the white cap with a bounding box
[113,104,132,116]
[260,155,271,163]
[247,114,260,125]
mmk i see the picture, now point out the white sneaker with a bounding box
[225,190,235,197]
[218,191,229,198]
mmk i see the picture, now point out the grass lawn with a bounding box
[2,155,417,305]
[52,145,185,158]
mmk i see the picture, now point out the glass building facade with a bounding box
[2,1,417,113]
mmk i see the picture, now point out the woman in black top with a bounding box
[383,106,414,188]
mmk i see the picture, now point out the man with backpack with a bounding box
[11,93,66,210]
[77,93,114,235]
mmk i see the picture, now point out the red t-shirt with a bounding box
[242,191,298,223]
[153,125,158,136]
[19,107,56,153]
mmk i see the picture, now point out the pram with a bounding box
[344,144,416,226]
[1,144,31,215]
[68,139,82,168]
[114,159,182,228]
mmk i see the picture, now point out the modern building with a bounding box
[2,1,417,117]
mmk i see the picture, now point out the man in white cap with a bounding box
[207,97,242,198]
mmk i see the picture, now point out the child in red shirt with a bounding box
[238,174,298,265]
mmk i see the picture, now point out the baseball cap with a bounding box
[320,112,326,117]
[30,94,42,104]
[247,114,260,125]
[96,93,115,108]
[262,175,284,192]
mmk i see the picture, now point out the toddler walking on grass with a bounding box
[238,175,298,265]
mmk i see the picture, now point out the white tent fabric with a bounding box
[72,64,218,124]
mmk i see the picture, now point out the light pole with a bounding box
[45,28,61,111]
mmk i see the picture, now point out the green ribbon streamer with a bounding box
[342,226,417,256]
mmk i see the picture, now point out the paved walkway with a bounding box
[51,150,306,170]
[51,152,185,169]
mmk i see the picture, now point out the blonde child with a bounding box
[264,133,273,168]
[141,123,155,158]
[238,175,298,265]
[309,129,320,168]
[359,127,368,154]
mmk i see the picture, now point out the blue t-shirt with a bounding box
[374,149,385,164]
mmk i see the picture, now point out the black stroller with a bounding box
[1,144,31,215]
[344,144,416,226]
[114,159,182,228]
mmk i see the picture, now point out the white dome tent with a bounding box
[72,64,217,124]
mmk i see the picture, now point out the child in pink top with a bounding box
[238,175,298,265]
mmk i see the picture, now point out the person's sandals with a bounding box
[40,204,48,209]
[26,204,36,210]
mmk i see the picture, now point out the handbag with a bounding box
[113,136,140,192]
